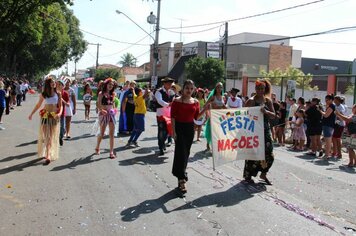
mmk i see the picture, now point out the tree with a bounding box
[118,53,137,67]
[94,68,121,82]
[185,57,225,89]
[262,66,318,91]
[0,0,86,79]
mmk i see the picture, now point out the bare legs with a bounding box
[65,116,72,138]
[95,121,116,158]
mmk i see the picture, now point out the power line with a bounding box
[80,29,151,46]
[161,24,223,34]
[101,32,154,58]
[162,0,325,30]
[235,25,356,45]
[294,38,356,45]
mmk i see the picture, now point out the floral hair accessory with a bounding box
[104,77,114,83]
[255,80,266,86]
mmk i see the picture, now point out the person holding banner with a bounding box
[243,79,276,185]
[171,80,205,194]
[204,82,227,151]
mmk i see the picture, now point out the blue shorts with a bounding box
[322,126,334,138]
[133,114,145,132]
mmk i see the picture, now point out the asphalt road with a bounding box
[0,94,355,236]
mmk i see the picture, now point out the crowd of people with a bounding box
[2,74,356,195]
[0,77,32,130]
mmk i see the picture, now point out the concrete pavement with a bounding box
[0,94,355,235]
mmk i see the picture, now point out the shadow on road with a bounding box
[16,140,37,147]
[326,165,356,174]
[50,154,106,171]
[141,137,157,142]
[189,150,212,163]
[0,152,37,163]
[120,189,177,222]
[119,153,168,166]
[171,181,266,212]
[71,120,96,124]
[66,133,94,141]
[0,158,43,175]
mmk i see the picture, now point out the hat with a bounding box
[230,88,240,93]
[171,83,181,92]
[161,77,175,83]
[57,80,65,86]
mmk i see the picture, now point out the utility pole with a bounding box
[224,22,228,82]
[74,60,77,78]
[88,43,102,69]
[152,0,161,80]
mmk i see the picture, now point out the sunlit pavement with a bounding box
[0,94,355,235]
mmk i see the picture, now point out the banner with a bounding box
[210,107,265,168]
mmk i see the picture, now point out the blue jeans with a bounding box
[128,114,145,143]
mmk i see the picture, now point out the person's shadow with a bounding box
[50,154,106,171]
[171,181,266,212]
[120,189,177,222]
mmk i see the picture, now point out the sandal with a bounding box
[43,158,51,166]
[178,180,187,193]
[95,148,100,155]
[260,173,272,185]
[109,152,116,159]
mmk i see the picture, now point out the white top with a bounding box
[227,96,243,108]
[288,103,298,119]
[335,104,346,126]
[44,93,58,105]
[155,88,174,117]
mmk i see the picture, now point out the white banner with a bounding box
[211,107,265,168]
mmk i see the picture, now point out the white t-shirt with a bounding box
[227,96,242,108]
[83,93,92,104]
[335,104,346,126]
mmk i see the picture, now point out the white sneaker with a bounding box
[0,126,5,130]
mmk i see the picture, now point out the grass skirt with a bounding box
[38,117,60,161]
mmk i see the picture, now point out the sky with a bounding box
[52,0,356,76]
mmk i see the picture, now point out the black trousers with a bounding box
[172,122,194,181]
[125,103,135,132]
[5,96,10,114]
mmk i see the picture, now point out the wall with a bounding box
[268,45,292,71]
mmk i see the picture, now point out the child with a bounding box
[126,87,150,148]
[335,105,356,167]
[291,109,306,151]
[195,88,206,141]
[276,101,287,146]
[83,84,92,120]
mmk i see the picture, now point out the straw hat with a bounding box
[161,77,175,82]
[171,83,181,92]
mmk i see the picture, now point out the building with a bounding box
[300,57,353,92]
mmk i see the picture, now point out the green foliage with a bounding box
[262,66,318,91]
[94,68,121,82]
[345,83,354,95]
[0,0,86,79]
[185,57,225,89]
[118,53,137,67]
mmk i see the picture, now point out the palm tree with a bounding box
[118,53,137,67]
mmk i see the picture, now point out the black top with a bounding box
[305,106,322,127]
[278,109,287,125]
[101,93,114,105]
[321,103,336,127]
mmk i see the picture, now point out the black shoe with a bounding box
[159,149,164,156]
[59,139,63,146]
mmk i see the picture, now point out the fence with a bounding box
[226,74,356,108]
